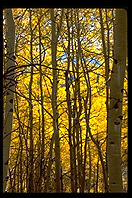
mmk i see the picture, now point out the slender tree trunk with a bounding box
[99,8,113,192]
[60,166,63,192]
[87,140,92,192]
[105,8,110,187]
[38,13,45,190]
[65,10,75,192]
[82,97,90,193]
[74,9,83,192]
[3,8,15,192]
[28,9,34,192]
[15,95,23,192]
[95,158,99,193]
[45,133,55,192]
[81,52,91,193]
[50,8,61,192]
[71,10,77,192]
[107,9,127,192]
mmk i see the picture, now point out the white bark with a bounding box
[3,9,15,192]
[108,9,127,192]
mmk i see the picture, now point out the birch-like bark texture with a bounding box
[108,9,127,192]
[3,9,15,192]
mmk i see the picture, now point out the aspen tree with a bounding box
[38,11,45,190]
[3,9,15,192]
[65,9,75,192]
[45,133,55,192]
[74,9,83,192]
[14,95,23,192]
[108,9,127,192]
[3,8,128,192]
[82,57,92,192]
[70,8,78,192]
[82,55,108,192]
[99,8,109,192]
[28,9,34,192]
[50,8,61,192]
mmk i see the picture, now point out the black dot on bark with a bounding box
[12,55,16,60]
[118,115,123,120]
[4,160,8,165]
[9,108,13,112]
[113,102,118,109]
[114,121,120,125]
[9,99,13,103]
[5,176,9,181]
[110,141,114,145]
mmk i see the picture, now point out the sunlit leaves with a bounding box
[3,8,128,193]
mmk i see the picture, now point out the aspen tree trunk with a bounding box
[15,95,23,192]
[87,140,92,192]
[71,10,77,192]
[75,9,83,192]
[45,133,55,192]
[28,9,34,192]
[38,13,45,190]
[65,10,75,192]
[95,158,99,192]
[65,70,75,192]
[3,9,15,192]
[105,9,110,188]
[50,8,61,192]
[81,51,92,193]
[99,8,109,192]
[108,9,127,192]
[82,90,90,192]
[82,57,108,192]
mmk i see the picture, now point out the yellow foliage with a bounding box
[3,8,128,193]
